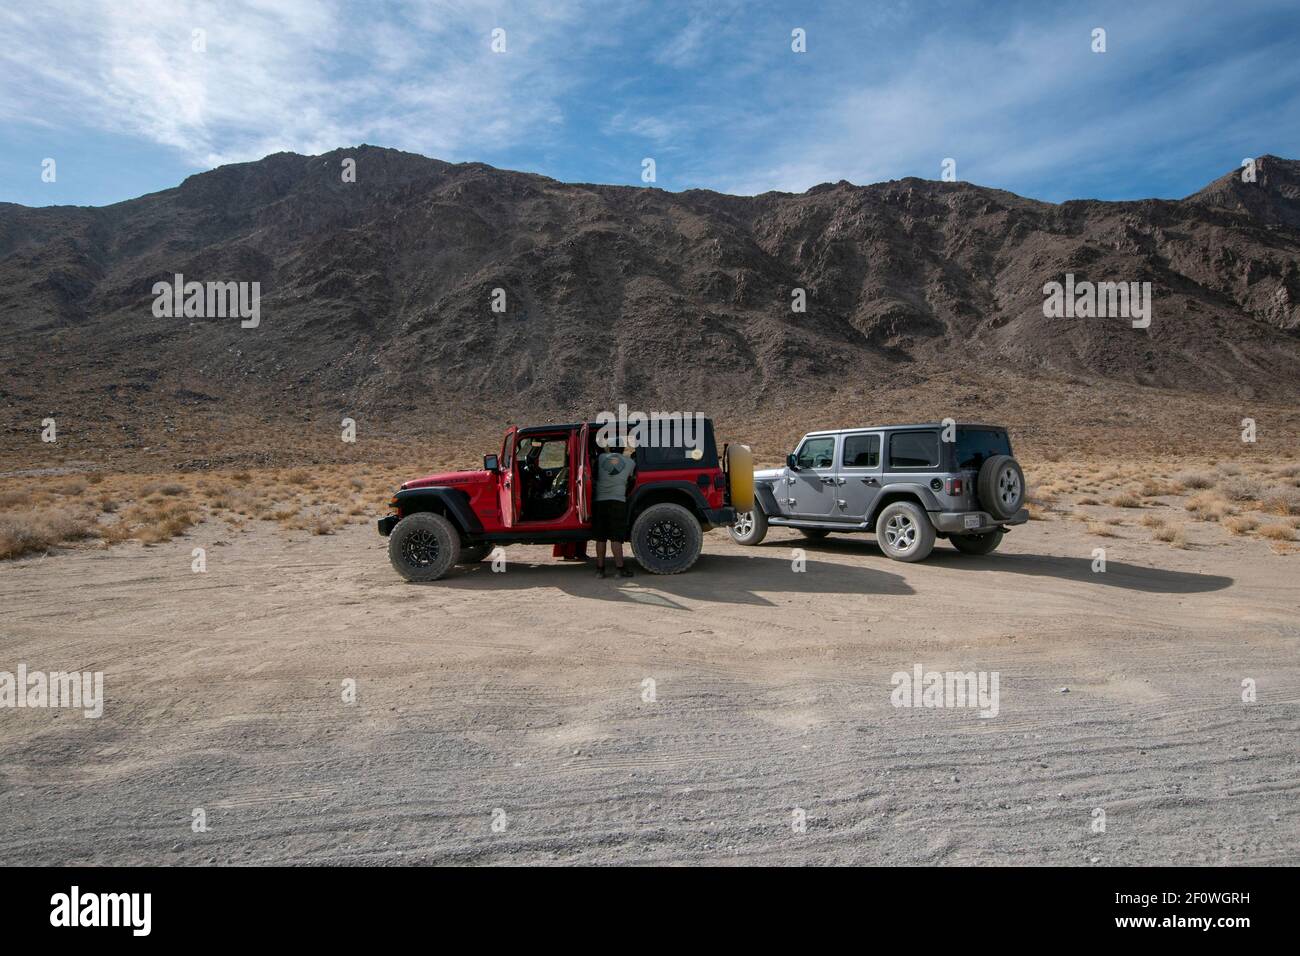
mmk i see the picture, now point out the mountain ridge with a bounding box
[1,147,1298,468]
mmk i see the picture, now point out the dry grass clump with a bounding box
[1222,515,1259,536]
[1086,521,1118,537]
[1185,492,1235,522]
[0,489,32,508]
[1139,514,1167,529]
[0,510,99,559]
[101,500,200,545]
[1108,492,1143,508]
[1138,477,1182,497]
[1258,523,1297,542]
[1152,523,1188,547]
[1076,496,1100,506]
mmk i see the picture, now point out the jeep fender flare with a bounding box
[627,481,710,523]
[393,486,483,535]
[753,480,780,517]
[867,484,943,526]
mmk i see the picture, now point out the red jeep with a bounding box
[378,418,753,581]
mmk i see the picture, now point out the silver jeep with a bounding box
[729,423,1029,562]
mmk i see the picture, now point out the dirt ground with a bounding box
[1,516,1296,866]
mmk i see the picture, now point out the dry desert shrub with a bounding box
[1108,492,1143,508]
[1140,514,1166,529]
[1258,523,1297,542]
[1218,475,1265,502]
[1076,496,1100,506]
[54,479,89,496]
[1260,490,1300,516]
[0,509,98,560]
[1217,463,1242,477]
[1086,521,1117,537]
[1222,515,1258,535]
[1175,471,1215,489]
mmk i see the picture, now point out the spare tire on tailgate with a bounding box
[977,454,1025,520]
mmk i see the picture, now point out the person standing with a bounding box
[593,439,636,578]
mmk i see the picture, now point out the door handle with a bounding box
[861,477,879,486]
[820,476,836,484]
[836,478,846,485]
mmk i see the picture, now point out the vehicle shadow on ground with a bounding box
[428,552,913,608]
[778,536,1234,594]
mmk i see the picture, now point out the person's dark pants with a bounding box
[593,499,628,569]
[592,499,627,542]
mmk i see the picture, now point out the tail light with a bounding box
[945,477,963,496]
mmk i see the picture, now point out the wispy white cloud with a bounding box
[700,0,1300,198]
[0,0,594,167]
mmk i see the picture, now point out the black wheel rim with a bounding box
[402,529,440,567]
[646,519,687,560]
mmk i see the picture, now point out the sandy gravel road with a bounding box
[1,518,1296,865]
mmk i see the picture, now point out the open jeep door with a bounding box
[499,426,519,528]
[576,423,592,523]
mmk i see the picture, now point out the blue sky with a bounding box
[2,0,1298,208]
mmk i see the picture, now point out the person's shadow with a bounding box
[430,551,913,608]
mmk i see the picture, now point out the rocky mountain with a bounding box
[2,147,1298,464]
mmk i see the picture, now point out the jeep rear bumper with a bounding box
[377,514,399,536]
[932,508,1029,534]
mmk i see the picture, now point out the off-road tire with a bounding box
[951,530,1004,555]
[728,507,768,546]
[459,543,492,564]
[388,512,461,582]
[977,454,1025,520]
[631,502,703,574]
[799,528,830,540]
[875,501,936,563]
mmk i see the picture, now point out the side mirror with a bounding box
[483,454,499,472]
[786,453,799,470]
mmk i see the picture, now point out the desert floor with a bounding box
[1,514,1296,866]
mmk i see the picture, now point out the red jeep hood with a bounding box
[401,470,490,490]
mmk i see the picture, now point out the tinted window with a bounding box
[888,431,940,469]
[955,429,1011,470]
[633,417,719,471]
[796,437,835,469]
[841,434,880,468]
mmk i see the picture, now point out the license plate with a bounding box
[963,514,981,529]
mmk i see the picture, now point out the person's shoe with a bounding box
[618,566,634,578]
[595,566,606,579]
